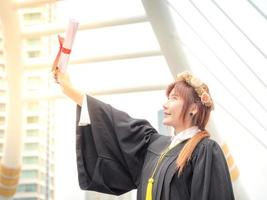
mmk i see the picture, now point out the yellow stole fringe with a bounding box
[145,178,154,200]
[145,145,172,200]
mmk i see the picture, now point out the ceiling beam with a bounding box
[23,84,167,101]
[24,50,162,70]
[21,16,148,38]
[142,0,189,78]
[14,0,58,9]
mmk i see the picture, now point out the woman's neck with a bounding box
[174,125,196,135]
[174,124,193,133]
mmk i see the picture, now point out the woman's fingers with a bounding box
[52,35,66,82]
[52,66,60,83]
[51,35,64,72]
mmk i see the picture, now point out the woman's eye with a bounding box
[168,96,178,101]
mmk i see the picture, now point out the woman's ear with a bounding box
[190,103,198,116]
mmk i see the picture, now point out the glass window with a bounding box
[0,129,4,138]
[26,37,41,45]
[24,143,39,151]
[17,183,38,192]
[0,89,5,96]
[40,185,45,194]
[26,116,39,124]
[26,129,39,137]
[50,190,54,198]
[21,170,38,178]
[40,158,45,166]
[40,172,45,181]
[23,12,42,21]
[0,103,5,112]
[0,64,5,72]
[23,156,39,165]
[26,101,39,111]
[0,116,5,125]
[27,50,41,58]
[0,77,6,87]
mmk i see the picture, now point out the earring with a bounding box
[189,112,193,117]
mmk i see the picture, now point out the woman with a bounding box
[53,68,235,200]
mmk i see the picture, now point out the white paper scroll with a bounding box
[58,19,79,73]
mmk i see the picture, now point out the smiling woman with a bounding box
[1,0,266,199]
[53,65,234,200]
[164,71,213,131]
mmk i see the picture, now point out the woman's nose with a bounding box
[163,101,168,109]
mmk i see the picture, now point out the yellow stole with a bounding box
[145,145,176,200]
[145,131,209,200]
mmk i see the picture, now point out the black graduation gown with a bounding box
[76,95,235,200]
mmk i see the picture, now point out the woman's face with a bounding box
[162,88,185,130]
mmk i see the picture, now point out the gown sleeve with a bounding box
[190,139,235,200]
[75,95,159,195]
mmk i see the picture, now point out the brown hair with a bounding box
[166,80,212,175]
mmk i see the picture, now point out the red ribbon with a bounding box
[58,35,72,54]
[52,35,71,71]
[62,47,71,54]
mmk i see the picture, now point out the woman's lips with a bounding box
[164,112,171,117]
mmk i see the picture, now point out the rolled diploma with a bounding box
[58,19,79,73]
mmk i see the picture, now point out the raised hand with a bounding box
[51,35,83,105]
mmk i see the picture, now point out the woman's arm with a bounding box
[53,67,83,106]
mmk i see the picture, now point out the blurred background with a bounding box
[0,0,266,199]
